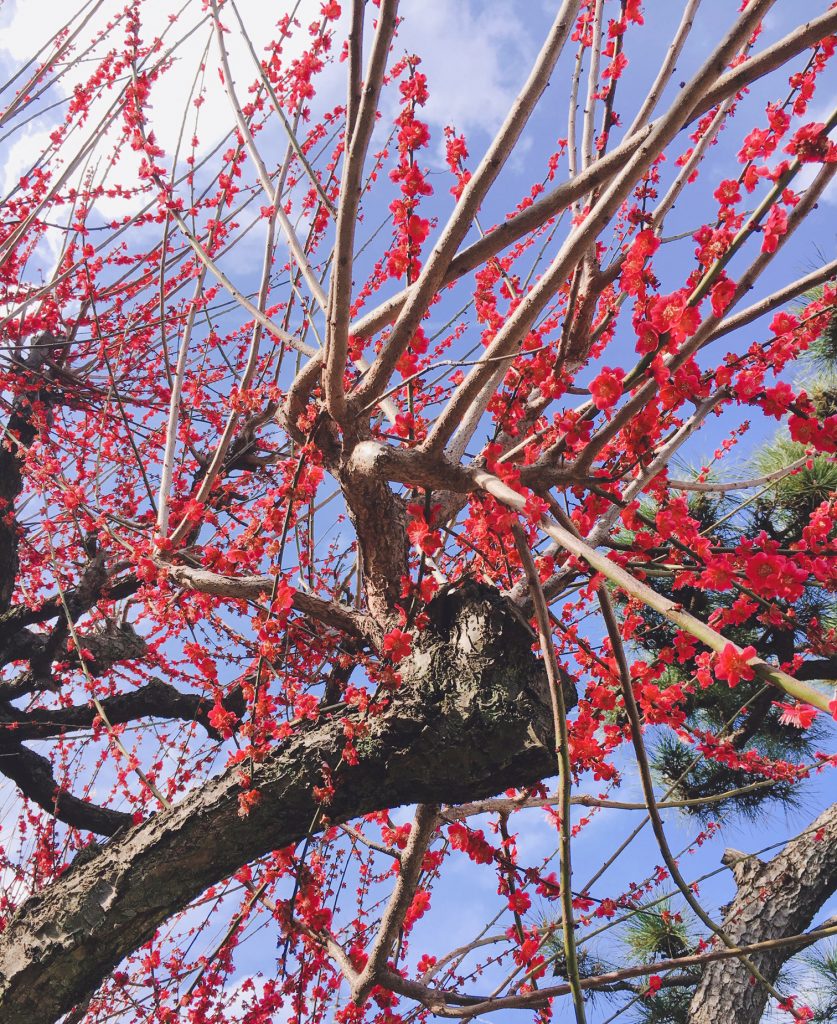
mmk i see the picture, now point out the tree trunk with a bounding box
[688,801,837,1024]
[0,583,561,1024]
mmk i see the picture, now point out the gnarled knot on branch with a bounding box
[384,580,576,800]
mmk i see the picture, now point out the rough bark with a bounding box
[0,582,563,1024]
[338,445,410,624]
[0,340,59,611]
[688,801,837,1024]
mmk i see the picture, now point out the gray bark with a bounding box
[688,801,837,1024]
[0,582,562,1024]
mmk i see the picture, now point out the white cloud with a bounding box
[0,0,538,240]
[0,0,332,218]
[1,126,52,194]
[395,0,537,143]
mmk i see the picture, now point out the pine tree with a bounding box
[628,288,837,1020]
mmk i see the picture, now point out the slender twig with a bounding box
[380,924,837,1016]
[668,454,822,492]
[350,0,581,411]
[598,585,801,1017]
[512,522,587,1024]
[627,0,702,135]
[420,0,776,455]
[209,0,328,313]
[581,0,604,173]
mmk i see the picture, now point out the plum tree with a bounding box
[0,2,836,1023]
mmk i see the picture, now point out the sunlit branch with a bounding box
[421,0,775,456]
[227,0,337,216]
[598,585,800,1016]
[444,778,782,819]
[471,467,833,713]
[209,0,329,313]
[512,522,587,1024]
[347,7,837,352]
[167,201,279,546]
[572,149,837,475]
[349,0,581,412]
[668,454,822,492]
[352,803,438,1003]
[324,0,399,423]
[707,258,837,343]
[156,263,208,539]
[581,0,604,175]
[166,564,378,642]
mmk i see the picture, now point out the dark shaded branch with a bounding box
[0,337,62,611]
[0,575,138,647]
[795,658,837,682]
[0,671,247,834]
[0,618,147,701]
[0,676,244,743]
[0,741,132,837]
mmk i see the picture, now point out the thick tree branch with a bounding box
[0,676,244,743]
[0,583,560,1024]
[167,564,378,641]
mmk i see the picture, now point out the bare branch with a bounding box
[471,466,834,713]
[627,0,703,135]
[421,0,777,455]
[380,923,837,1017]
[350,0,581,411]
[348,7,837,350]
[324,0,399,422]
[167,565,377,642]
